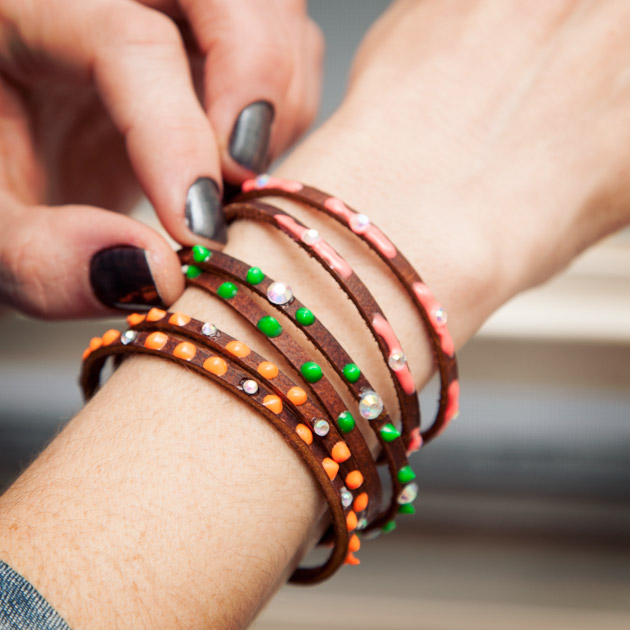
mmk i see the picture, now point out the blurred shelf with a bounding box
[479,232,630,344]
[253,529,630,630]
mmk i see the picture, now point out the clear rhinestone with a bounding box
[121,330,137,345]
[201,322,218,337]
[312,418,330,436]
[241,379,259,395]
[435,307,448,325]
[357,516,369,531]
[267,281,293,305]
[301,228,320,245]
[397,482,419,505]
[255,173,270,188]
[358,389,384,420]
[388,351,407,372]
[351,213,370,233]
[340,486,353,508]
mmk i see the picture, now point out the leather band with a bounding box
[179,248,409,530]
[238,177,460,444]
[129,307,381,525]
[80,320,360,583]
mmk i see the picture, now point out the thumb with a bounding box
[0,199,184,319]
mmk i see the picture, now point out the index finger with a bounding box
[2,0,227,247]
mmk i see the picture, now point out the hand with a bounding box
[286,0,630,340]
[0,0,323,318]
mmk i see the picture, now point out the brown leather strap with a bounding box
[128,307,381,525]
[80,322,357,584]
[238,177,460,445]
[222,199,421,444]
[179,248,409,530]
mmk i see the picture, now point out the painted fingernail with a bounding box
[229,101,275,172]
[90,246,162,311]
[185,177,227,245]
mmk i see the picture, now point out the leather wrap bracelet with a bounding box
[80,178,459,584]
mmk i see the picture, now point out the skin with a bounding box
[2,0,630,628]
[0,0,324,317]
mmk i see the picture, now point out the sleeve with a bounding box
[0,561,71,630]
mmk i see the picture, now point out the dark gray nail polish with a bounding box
[90,246,162,311]
[185,177,227,245]
[229,101,275,172]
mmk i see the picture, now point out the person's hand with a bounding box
[0,0,323,318]
[283,0,630,343]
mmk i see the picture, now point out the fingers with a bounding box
[3,0,227,247]
[0,196,184,319]
[178,0,324,182]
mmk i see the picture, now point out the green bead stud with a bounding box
[192,244,211,263]
[342,363,361,383]
[398,504,416,515]
[246,267,265,285]
[337,411,356,433]
[186,265,202,279]
[217,282,238,299]
[295,307,315,326]
[397,465,416,484]
[381,520,397,534]
[257,315,283,338]
[301,361,323,383]
[380,423,401,442]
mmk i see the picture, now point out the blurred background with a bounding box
[1,1,629,628]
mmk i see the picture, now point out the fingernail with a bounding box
[229,101,275,173]
[185,177,227,245]
[90,246,162,311]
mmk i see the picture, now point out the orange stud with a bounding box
[82,347,91,360]
[353,492,369,513]
[287,386,307,406]
[331,441,351,463]
[102,329,121,346]
[225,340,251,357]
[126,312,146,326]
[344,552,360,566]
[346,510,358,531]
[169,311,191,326]
[173,341,196,361]
[257,361,279,379]
[146,307,166,322]
[262,394,283,414]
[295,424,313,445]
[203,356,227,376]
[89,337,102,351]
[322,458,339,481]
[345,470,364,490]
[348,533,361,553]
[145,331,168,350]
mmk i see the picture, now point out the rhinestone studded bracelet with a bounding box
[80,180,459,584]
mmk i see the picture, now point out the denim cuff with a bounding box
[1,561,70,630]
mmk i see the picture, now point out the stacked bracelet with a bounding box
[239,177,460,444]
[80,179,459,584]
[81,313,363,583]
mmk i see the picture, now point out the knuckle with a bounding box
[214,39,294,95]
